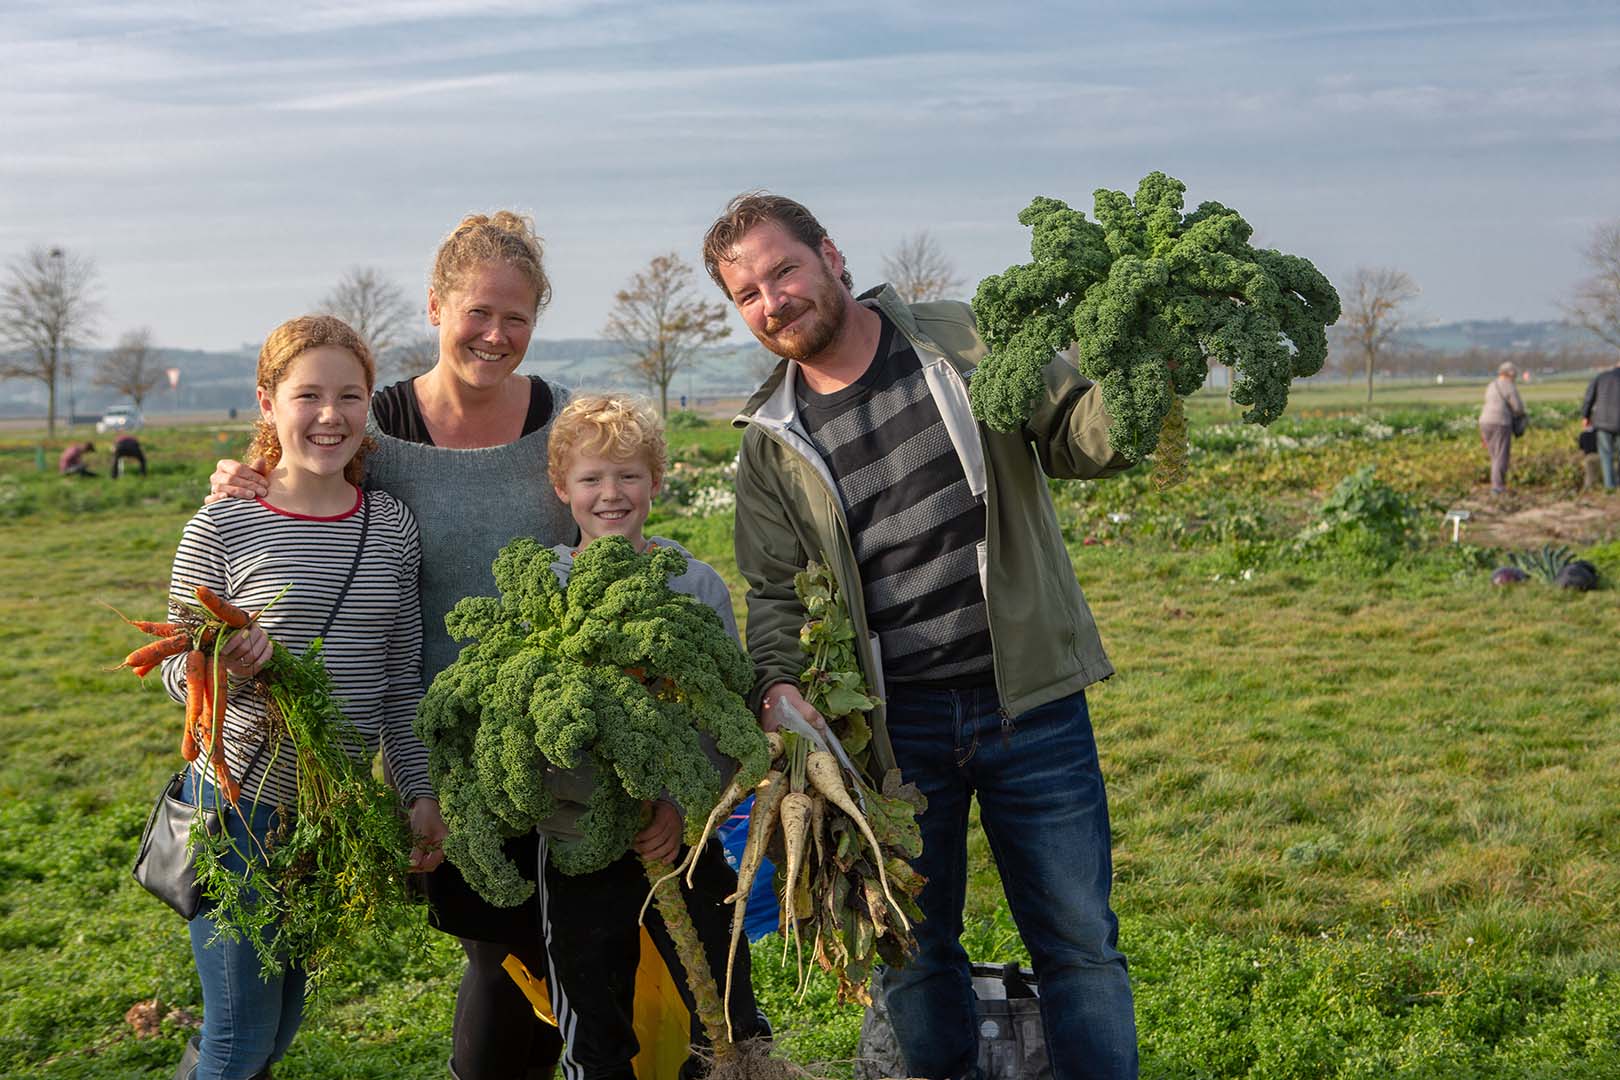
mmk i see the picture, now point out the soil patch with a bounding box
[1449,488,1620,550]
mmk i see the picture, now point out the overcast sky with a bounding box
[3,0,1617,352]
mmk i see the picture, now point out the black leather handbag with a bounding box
[133,772,222,919]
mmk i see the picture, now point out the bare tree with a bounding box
[386,332,441,380]
[95,327,164,410]
[1564,220,1620,353]
[1340,267,1420,402]
[318,267,416,366]
[0,246,101,436]
[881,230,965,303]
[603,253,731,416]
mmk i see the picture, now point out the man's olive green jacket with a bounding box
[732,285,1133,777]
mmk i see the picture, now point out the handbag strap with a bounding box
[1494,379,1524,419]
[318,491,370,644]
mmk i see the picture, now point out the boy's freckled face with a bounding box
[556,451,660,550]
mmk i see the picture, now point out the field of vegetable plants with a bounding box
[3,380,1619,1077]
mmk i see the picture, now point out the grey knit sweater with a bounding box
[364,408,577,681]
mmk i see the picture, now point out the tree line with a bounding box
[5,224,1616,435]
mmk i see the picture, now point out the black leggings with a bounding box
[452,937,565,1080]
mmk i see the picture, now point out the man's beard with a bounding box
[758,283,846,363]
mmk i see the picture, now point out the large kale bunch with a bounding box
[415,536,769,905]
[971,172,1340,474]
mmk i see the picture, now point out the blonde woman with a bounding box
[210,213,573,1078]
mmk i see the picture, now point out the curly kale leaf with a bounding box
[970,172,1339,462]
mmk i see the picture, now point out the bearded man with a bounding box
[703,192,1139,1080]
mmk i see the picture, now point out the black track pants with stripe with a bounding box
[539,836,768,1079]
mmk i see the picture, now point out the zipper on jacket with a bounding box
[931,358,1015,714]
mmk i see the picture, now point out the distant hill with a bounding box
[1394,319,1592,353]
[0,339,781,418]
[3,322,1607,419]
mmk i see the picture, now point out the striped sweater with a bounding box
[159,488,431,806]
[796,316,993,686]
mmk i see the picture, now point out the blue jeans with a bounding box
[181,771,306,1080]
[878,687,1137,1080]
[1598,429,1617,490]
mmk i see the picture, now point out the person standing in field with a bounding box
[703,192,1139,1080]
[210,212,572,1080]
[1579,357,1620,492]
[1479,361,1526,494]
[165,315,436,1080]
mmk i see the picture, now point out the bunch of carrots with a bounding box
[116,584,255,804]
[114,587,419,980]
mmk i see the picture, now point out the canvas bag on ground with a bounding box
[855,962,1052,1080]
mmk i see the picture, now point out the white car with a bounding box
[96,405,144,434]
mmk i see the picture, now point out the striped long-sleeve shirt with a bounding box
[159,487,430,807]
[796,315,994,686]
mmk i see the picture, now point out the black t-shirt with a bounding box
[370,375,556,444]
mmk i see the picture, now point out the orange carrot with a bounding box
[195,674,213,748]
[181,723,199,761]
[194,585,250,628]
[183,648,206,726]
[210,656,228,734]
[122,633,190,669]
[102,603,180,639]
[212,756,240,805]
[207,689,239,803]
[131,661,158,679]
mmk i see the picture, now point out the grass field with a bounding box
[3,381,1619,1077]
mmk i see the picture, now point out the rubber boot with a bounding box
[173,1036,200,1080]
[173,1034,272,1080]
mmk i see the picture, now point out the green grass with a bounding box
[4,411,1620,1077]
[1186,372,1594,412]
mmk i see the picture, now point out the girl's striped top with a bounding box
[159,487,430,808]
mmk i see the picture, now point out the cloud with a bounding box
[271,73,521,111]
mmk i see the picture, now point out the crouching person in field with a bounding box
[537,393,770,1078]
